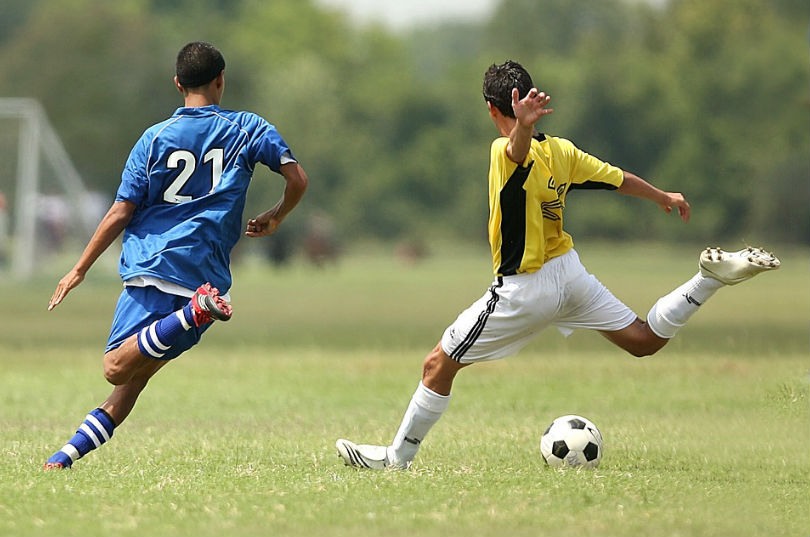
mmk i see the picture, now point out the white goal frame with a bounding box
[0,98,96,279]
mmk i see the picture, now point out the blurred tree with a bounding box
[0,0,171,193]
[485,0,636,57]
[0,0,806,246]
[0,0,45,46]
[646,0,810,242]
[222,1,475,239]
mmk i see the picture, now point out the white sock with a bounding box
[646,272,724,338]
[388,381,450,466]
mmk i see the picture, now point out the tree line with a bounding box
[0,0,808,249]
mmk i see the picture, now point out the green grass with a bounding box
[1,242,808,537]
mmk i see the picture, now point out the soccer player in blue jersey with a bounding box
[336,59,779,470]
[43,41,308,469]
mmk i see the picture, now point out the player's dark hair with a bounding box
[176,41,226,89]
[482,60,534,118]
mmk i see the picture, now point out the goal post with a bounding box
[0,98,99,280]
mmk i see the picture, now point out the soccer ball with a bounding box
[540,415,603,469]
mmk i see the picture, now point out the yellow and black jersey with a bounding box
[488,133,624,276]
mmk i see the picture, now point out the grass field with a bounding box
[1,242,808,537]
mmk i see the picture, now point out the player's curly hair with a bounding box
[176,41,226,89]
[482,60,534,118]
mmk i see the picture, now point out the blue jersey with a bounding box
[115,105,293,294]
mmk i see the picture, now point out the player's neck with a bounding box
[183,93,220,108]
[496,116,516,137]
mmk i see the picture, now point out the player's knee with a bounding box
[103,353,129,385]
[103,364,126,385]
[607,321,668,358]
[625,338,667,358]
[627,346,655,358]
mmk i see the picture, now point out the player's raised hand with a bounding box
[48,269,85,311]
[512,87,553,127]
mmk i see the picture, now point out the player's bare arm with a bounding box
[507,87,553,164]
[245,162,309,237]
[48,201,136,311]
[617,171,690,222]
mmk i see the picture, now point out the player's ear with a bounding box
[173,76,185,95]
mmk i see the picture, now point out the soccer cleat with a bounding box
[699,246,780,285]
[335,439,408,470]
[43,462,68,471]
[190,283,232,326]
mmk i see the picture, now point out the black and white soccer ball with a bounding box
[540,415,603,469]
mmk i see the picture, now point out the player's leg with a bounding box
[44,335,172,470]
[386,344,468,466]
[599,317,667,357]
[103,282,230,383]
[602,246,780,355]
[43,355,168,470]
[552,250,658,356]
[336,343,466,470]
[337,275,548,470]
[644,246,779,341]
[101,347,169,423]
[44,284,230,469]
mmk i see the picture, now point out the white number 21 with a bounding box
[164,148,224,203]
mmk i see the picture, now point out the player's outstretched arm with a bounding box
[48,200,135,311]
[617,171,690,223]
[245,162,308,237]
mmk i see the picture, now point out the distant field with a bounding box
[1,242,808,537]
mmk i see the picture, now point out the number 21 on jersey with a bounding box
[164,148,224,203]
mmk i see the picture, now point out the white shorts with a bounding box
[441,249,637,363]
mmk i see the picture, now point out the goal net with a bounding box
[0,98,107,280]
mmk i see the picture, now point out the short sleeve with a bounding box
[115,134,151,207]
[559,137,624,189]
[249,119,294,174]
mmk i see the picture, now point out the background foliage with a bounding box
[0,0,808,248]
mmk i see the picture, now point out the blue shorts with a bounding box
[106,286,210,360]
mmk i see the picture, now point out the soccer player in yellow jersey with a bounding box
[336,60,780,470]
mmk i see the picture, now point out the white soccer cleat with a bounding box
[699,246,780,285]
[335,439,408,470]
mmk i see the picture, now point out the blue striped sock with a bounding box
[136,305,194,359]
[46,408,116,468]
